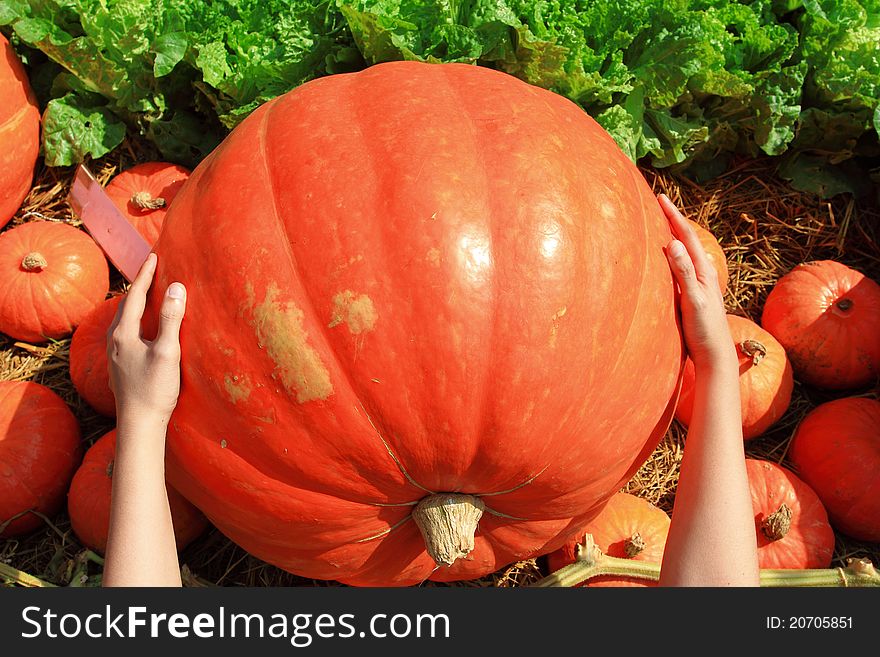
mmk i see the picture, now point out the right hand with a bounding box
[106,253,188,425]
[659,194,733,369]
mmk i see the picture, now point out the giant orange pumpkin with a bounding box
[146,61,685,586]
[0,33,41,229]
[0,381,81,537]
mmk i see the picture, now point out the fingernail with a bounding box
[167,282,186,299]
[669,241,685,257]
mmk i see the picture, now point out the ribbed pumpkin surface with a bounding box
[148,62,684,586]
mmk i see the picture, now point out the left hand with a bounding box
[659,193,732,370]
[106,253,187,424]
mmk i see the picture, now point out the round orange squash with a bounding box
[104,163,191,245]
[761,260,880,390]
[67,429,209,554]
[675,314,793,440]
[0,380,81,537]
[546,492,670,587]
[745,458,834,569]
[0,33,41,229]
[0,221,110,343]
[69,295,123,417]
[146,61,685,586]
[686,218,728,294]
[788,397,880,542]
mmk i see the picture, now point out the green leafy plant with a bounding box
[1,0,877,197]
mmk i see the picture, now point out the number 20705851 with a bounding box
[766,617,853,629]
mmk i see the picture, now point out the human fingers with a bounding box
[658,194,713,277]
[106,294,126,350]
[665,239,701,301]
[117,253,157,333]
[152,282,187,356]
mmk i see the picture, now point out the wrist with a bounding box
[116,403,173,428]
[115,411,172,452]
[690,342,739,373]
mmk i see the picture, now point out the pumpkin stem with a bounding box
[21,252,48,271]
[836,298,853,312]
[131,191,166,210]
[533,554,880,588]
[760,503,792,541]
[412,493,485,567]
[624,532,646,558]
[739,339,767,366]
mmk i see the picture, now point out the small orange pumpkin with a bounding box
[103,162,190,245]
[67,429,210,554]
[0,33,41,229]
[0,381,82,537]
[675,314,793,440]
[746,458,834,569]
[0,221,109,343]
[788,397,880,542]
[687,219,728,294]
[761,260,880,390]
[546,492,670,587]
[69,295,123,417]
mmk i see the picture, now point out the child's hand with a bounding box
[107,253,187,424]
[659,194,733,369]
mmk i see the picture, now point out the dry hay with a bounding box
[2,146,878,588]
[633,156,880,573]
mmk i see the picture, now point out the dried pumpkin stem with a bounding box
[739,339,767,366]
[21,252,48,271]
[131,191,166,210]
[0,561,56,587]
[836,298,853,312]
[761,503,792,541]
[412,493,484,567]
[532,535,880,587]
[624,532,646,558]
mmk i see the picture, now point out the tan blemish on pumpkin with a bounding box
[328,290,378,335]
[211,333,236,358]
[599,201,616,220]
[224,374,251,404]
[334,254,364,275]
[426,247,441,267]
[247,281,333,403]
[549,306,567,347]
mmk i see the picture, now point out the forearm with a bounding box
[103,415,182,587]
[659,352,760,586]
